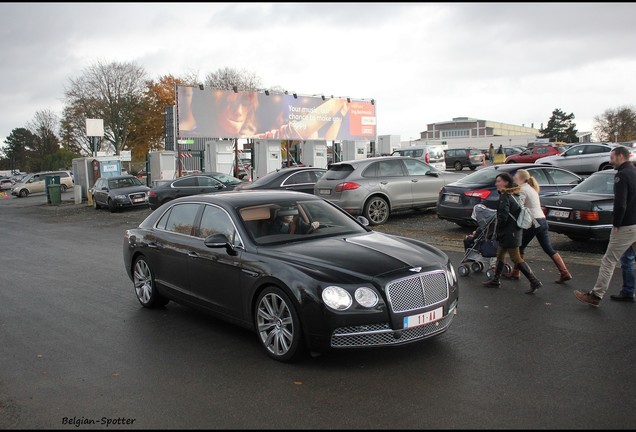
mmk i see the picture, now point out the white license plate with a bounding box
[444,194,460,203]
[403,306,444,329]
[548,209,570,218]
[133,198,145,203]
[319,189,331,196]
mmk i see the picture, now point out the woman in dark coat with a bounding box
[483,172,543,294]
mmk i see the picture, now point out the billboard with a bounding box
[177,86,376,141]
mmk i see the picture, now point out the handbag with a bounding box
[478,239,499,258]
[508,195,534,229]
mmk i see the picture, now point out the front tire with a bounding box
[133,256,169,308]
[364,196,390,225]
[108,198,118,213]
[255,287,303,362]
[454,161,463,171]
[93,195,100,209]
[19,189,28,198]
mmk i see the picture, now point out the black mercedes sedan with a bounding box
[540,170,614,242]
[148,172,242,210]
[236,166,326,195]
[437,163,583,227]
[124,191,459,362]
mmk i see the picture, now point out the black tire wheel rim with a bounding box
[455,161,462,171]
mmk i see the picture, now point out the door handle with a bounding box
[411,179,418,182]
[188,252,199,259]
[380,181,388,185]
[147,242,158,249]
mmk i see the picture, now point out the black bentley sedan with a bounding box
[541,169,615,242]
[236,166,326,195]
[148,172,242,210]
[124,191,459,361]
[437,163,583,227]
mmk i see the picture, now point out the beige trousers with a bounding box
[592,225,636,298]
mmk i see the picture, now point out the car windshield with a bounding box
[569,173,615,194]
[213,173,242,185]
[238,199,366,245]
[109,177,142,189]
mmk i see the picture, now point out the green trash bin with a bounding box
[48,184,62,205]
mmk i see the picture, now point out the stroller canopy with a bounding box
[471,204,497,230]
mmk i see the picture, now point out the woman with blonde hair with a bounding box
[503,169,572,283]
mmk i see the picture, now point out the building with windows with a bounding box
[412,117,539,150]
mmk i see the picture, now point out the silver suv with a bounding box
[314,156,464,225]
[534,142,635,174]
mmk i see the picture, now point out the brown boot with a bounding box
[551,253,572,284]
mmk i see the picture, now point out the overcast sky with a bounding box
[1,2,635,147]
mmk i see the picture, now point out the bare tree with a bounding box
[593,105,636,142]
[63,60,148,155]
[204,67,262,91]
[26,109,61,171]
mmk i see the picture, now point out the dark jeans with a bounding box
[620,246,635,296]
[519,218,556,257]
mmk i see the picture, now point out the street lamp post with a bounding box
[614,131,619,143]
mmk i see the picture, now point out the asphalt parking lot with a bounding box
[1,190,635,429]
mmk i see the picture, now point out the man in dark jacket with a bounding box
[575,145,636,306]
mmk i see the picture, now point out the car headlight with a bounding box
[355,287,379,308]
[114,194,127,200]
[322,286,352,311]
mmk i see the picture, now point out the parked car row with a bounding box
[11,170,74,197]
[534,142,635,174]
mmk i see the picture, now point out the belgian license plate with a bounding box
[133,198,145,203]
[548,209,570,218]
[403,306,444,329]
[319,189,331,196]
[444,194,460,203]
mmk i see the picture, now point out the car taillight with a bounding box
[425,153,430,163]
[148,191,156,197]
[575,211,599,221]
[541,206,547,216]
[335,182,360,192]
[464,190,491,199]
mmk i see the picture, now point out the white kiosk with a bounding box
[148,151,176,186]
[203,140,235,176]
[341,140,369,162]
[300,140,328,169]
[253,139,282,180]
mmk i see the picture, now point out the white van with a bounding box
[391,145,446,171]
[11,170,74,197]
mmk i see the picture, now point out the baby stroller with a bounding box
[457,204,513,278]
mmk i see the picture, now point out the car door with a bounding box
[148,203,202,299]
[582,144,611,172]
[376,159,412,209]
[555,145,586,171]
[402,158,445,205]
[170,177,199,199]
[526,167,558,195]
[196,176,226,194]
[93,179,107,205]
[188,204,243,315]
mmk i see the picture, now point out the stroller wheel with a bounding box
[486,268,495,279]
[471,261,484,273]
[504,264,513,274]
[458,265,470,277]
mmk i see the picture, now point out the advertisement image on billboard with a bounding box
[177,86,376,141]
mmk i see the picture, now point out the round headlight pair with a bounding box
[322,286,379,311]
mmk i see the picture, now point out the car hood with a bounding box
[262,232,447,279]
[109,186,150,195]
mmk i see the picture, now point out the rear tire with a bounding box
[600,163,613,171]
[133,256,169,308]
[60,184,68,192]
[469,166,477,171]
[364,196,390,225]
[454,161,463,171]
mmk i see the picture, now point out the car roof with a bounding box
[170,190,323,207]
[106,175,137,180]
[330,155,413,167]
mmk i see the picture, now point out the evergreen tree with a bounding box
[539,108,578,143]
[1,127,36,172]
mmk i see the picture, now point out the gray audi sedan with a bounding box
[314,156,465,225]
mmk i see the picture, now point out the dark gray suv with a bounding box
[444,148,484,171]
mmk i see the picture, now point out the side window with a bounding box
[528,169,550,186]
[198,205,241,247]
[378,160,406,177]
[565,146,584,156]
[173,177,197,187]
[403,159,431,176]
[414,150,423,157]
[545,168,581,185]
[584,145,604,155]
[312,170,325,182]
[58,172,69,178]
[536,147,548,154]
[197,176,221,187]
[284,171,313,185]
[362,162,379,178]
[162,203,200,236]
